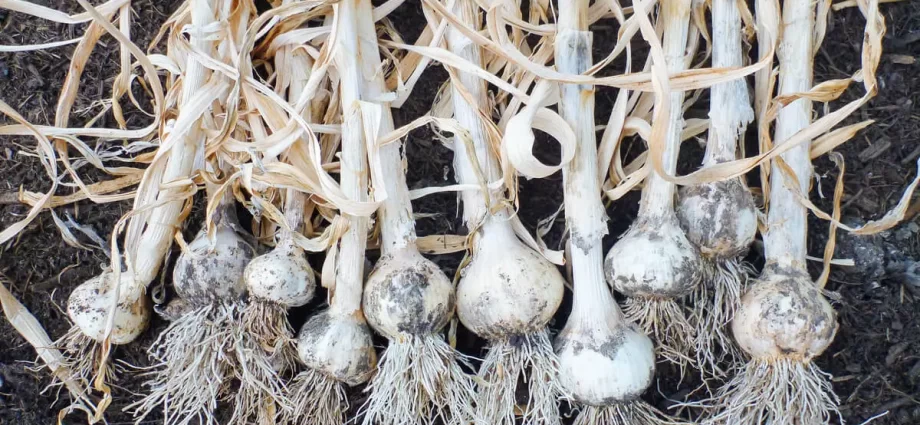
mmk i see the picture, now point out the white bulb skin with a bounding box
[363,247,455,339]
[677,179,757,259]
[173,225,255,303]
[604,215,702,299]
[554,314,655,406]
[732,264,838,361]
[67,272,150,344]
[244,243,316,308]
[297,310,377,386]
[456,227,564,340]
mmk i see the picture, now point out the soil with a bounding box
[2,1,920,424]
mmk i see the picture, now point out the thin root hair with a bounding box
[242,299,298,374]
[127,303,242,425]
[229,299,298,424]
[229,314,294,425]
[701,358,841,425]
[690,257,753,381]
[622,297,696,378]
[53,326,114,395]
[281,368,349,425]
[360,334,477,425]
[573,399,689,425]
[476,328,565,425]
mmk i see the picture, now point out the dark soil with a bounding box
[2,1,920,424]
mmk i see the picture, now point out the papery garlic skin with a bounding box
[677,179,757,259]
[555,315,655,406]
[174,225,254,303]
[297,311,377,386]
[67,272,150,344]
[457,221,564,340]
[363,247,455,339]
[244,242,316,308]
[605,216,702,299]
[732,265,837,360]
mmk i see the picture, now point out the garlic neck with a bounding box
[210,184,239,230]
[638,173,678,222]
[556,0,618,327]
[764,0,815,269]
[569,246,621,325]
[472,213,516,251]
[333,0,414,314]
[703,0,753,167]
[639,0,691,222]
[557,28,607,254]
[329,0,374,318]
[100,267,147,306]
[278,188,306,251]
[446,0,501,229]
[341,0,415,254]
[377,139,418,253]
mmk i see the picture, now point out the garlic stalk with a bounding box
[603,0,703,371]
[356,0,476,421]
[445,0,566,423]
[552,0,675,423]
[708,0,840,423]
[241,14,321,369]
[676,0,757,375]
[285,1,379,424]
[62,0,216,387]
[131,169,256,425]
[129,2,285,422]
[235,33,320,425]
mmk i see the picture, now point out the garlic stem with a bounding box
[446,0,502,228]
[333,0,410,315]
[638,0,691,221]
[556,0,615,317]
[133,0,214,286]
[277,48,313,251]
[376,129,417,253]
[570,247,621,323]
[278,189,306,250]
[205,175,240,230]
[330,0,371,318]
[704,0,753,166]
[344,0,414,254]
[764,0,814,269]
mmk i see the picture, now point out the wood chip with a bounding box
[886,341,910,367]
[889,54,917,65]
[859,138,891,162]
